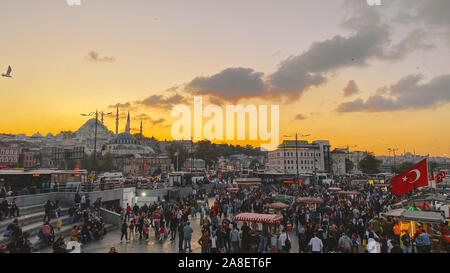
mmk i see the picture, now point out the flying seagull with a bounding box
[2,66,12,78]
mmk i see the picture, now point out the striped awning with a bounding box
[297,197,324,203]
[328,187,342,191]
[337,191,360,195]
[264,202,290,209]
[233,213,283,223]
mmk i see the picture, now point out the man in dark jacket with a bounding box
[43,200,52,222]
[1,197,9,219]
[170,214,178,241]
[178,221,185,252]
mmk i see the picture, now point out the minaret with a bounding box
[101,110,104,125]
[115,105,119,135]
[125,111,131,133]
[140,120,143,139]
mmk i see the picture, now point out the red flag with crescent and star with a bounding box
[436,171,446,184]
[390,158,428,195]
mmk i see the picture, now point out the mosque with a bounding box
[102,107,155,157]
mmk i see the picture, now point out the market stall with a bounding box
[273,194,294,204]
[264,202,290,210]
[297,197,324,204]
[384,209,445,252]
[298,197,323,210]
[327,187,342,192]
[233,213,284,252]
[233,178,262,190]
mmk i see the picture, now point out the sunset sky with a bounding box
[0,0,449,156]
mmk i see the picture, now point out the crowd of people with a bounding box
[1,191,107,253]
[114,177,449,254]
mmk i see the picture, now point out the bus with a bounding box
[0,169,88,194]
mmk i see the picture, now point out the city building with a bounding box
[0,142,20,168]
[122,154,172,175]
[268,140,331,174]
[40,143,85,168]
[184,158,206,170]
[331,148,347,175]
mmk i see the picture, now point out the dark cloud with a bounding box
[185,67,266,102]
[336,74,450,112]
[383,29,435,61]
[294,114,307,120]
[138,92,188,108]
[396,0,450,36]
[86,51,115,62]
[343,80,360,97]
[108,102,131,109]
[134,113,166,125]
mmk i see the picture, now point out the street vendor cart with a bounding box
[297,197,323,210]
[233,213,283,252]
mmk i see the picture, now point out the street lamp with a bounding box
[81,110,112,161]
[284,132,310,185]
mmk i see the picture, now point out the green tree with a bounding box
[358,152,381,174]
[167,143,188,171]
[195,140,218,167]
[80,153,97,172]
[391,161,414,174]
[102,153,115,172]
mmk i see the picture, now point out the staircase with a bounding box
[0,203,116,251]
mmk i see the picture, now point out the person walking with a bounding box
[178,221,185,252]
[199,230,211,253]
[183,221,193,253]
[279,229,291,253]
[120,220,128,243]
[230,225,240,253]
[338,233,352,253]
[308,232,323,253]
[401,233,412,253]
[43,200,52,222]
[419,229,432,253]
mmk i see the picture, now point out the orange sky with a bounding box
[0,1,449,157]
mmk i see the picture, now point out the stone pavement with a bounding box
[41,211,302,253]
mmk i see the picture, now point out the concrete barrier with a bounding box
[99,208,121,227]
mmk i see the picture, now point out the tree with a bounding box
[102,153,115,172]
[167,143,188,171]
[249,159,260,170]
[345,158,354,173]
[358,152,381,174]
[195,140,218,167]
[391,161,414,174]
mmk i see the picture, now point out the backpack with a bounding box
[285,235,291,250]
[343,238,352,251]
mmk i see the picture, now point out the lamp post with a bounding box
[81,110,112,161]
[284,132,310,186]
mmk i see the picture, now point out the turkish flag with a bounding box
[390,159,428,195]
[428,172,434,182]
[436,171,446,184]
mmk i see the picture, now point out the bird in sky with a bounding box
[2,66,12,78]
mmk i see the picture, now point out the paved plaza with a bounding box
[41,200,301,253]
